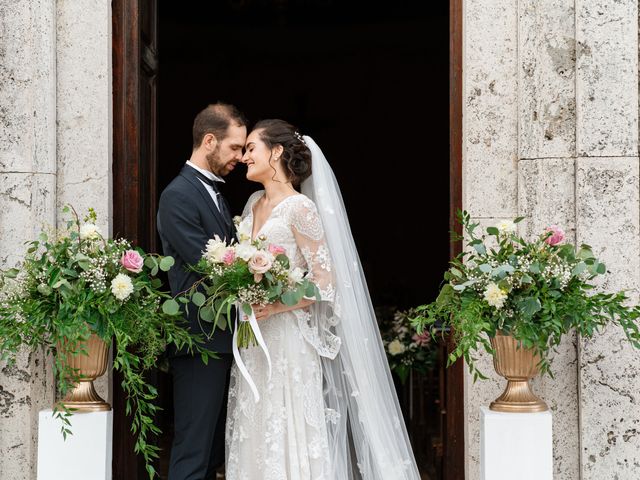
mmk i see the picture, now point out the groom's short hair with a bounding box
[192,103,248,150]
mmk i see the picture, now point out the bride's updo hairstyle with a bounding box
[253,119,312,187]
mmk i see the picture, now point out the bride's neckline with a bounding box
[250,191,302,241]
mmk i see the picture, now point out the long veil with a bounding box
[301,136,420,479]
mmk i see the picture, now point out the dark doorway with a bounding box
[113,0,459,478]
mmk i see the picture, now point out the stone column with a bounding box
[0,1,57,479]
[463,0,519,478]
[0,1,113,478]
[56,0,113,404]
[463,0,640,478]
[575,5,640,478]
[517,1,580,479]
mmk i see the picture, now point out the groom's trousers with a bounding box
[168,353,233,480]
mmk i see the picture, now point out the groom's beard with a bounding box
[206,145,224,177]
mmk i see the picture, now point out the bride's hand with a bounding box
[252,303,280,321]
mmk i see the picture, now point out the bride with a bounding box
[225,119,420,479]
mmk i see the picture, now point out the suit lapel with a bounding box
[179,165,229,238]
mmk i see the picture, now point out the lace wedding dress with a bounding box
[225,191,339,480]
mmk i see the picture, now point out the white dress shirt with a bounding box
[186,160,225,211]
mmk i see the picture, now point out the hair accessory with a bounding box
[294,131,307,145]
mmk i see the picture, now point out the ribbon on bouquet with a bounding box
[232,303,272,403]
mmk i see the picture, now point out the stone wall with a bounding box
[463,1,640,479]
[0,1,112,478]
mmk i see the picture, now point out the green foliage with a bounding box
[0,206,215,479]
[412,210,640,380]
[377,307,438,385]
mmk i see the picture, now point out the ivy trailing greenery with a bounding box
[412,211,640,381]
[0,206,214,479]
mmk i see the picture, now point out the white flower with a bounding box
[495,220,517,235]
[235,242,257,261]
[388,339,406,356]
[111,273,134,301]
[484,282,508,309]
[204,235,227,264]
[80,223,102,240]
[236,218,252,243]
[288,267,305,285]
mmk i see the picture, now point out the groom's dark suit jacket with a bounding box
[157,164,234,356]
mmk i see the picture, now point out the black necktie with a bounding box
[193,170,232,226]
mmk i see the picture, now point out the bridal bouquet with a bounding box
[412,210,640,379]
[0,205,213,478]
[182,216,321,348]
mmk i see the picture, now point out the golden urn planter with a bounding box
[58,333,111,412]
[489,332,548,413]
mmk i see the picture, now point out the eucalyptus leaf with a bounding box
[37,284,52,296]
[518,297,541,317]
[162,299,180,316]
[159,257,175,272]
[478,264,492,274]
[192,292,206,307]
[199,306,215,323]
[4,268,19,279]
[450,267,463,278]
[281,290,299,306]
[473,243,486,255]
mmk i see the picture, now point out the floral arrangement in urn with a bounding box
[412,211,640,410]
[378,307,437,384]
[0,206,213,478]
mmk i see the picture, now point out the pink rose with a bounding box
[222,248,236,266]
[248,251,274,283]
[120,250,144,273]
[268,244,286,256]
[544,225,565,246]
[412,332,431,347]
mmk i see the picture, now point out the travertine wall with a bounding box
[0,1,112,478]
[464,1,640,479]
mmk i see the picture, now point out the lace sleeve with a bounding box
[291,196,335,302]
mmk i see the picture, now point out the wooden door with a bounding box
[113,0,159,477]
[446,0,465,478]
[112,0,465,478]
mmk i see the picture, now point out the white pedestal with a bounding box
[480,406,552,480]
[37,409,112,480]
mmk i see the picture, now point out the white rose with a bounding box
[204,236,227,264]
[236,242,258,261]
[80,223,102,240]
[236,218,252,243]
[484,282,508,309]
[495,220,517,235]
[111,273,134,301]
[387,339,406,356]
[288,267,305,285]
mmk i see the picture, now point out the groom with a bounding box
[157,103,247,479]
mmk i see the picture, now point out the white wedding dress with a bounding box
[225,191,339,480]
[226,136,420,480]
